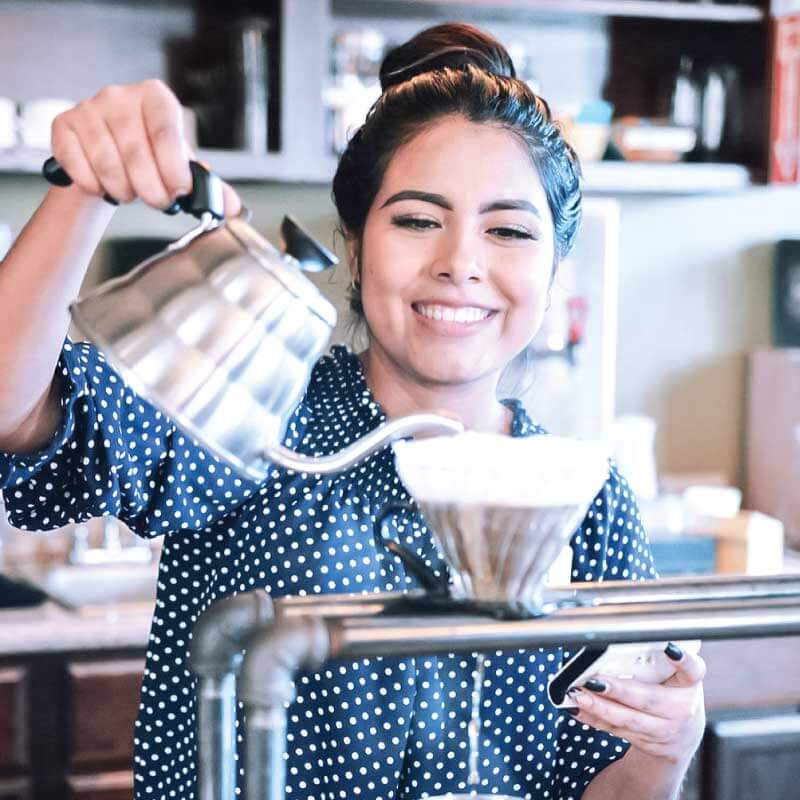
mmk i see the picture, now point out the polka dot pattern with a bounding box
[0,340,657,800]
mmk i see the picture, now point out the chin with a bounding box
[409,354,500,387]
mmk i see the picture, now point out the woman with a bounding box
[0,22,705,800]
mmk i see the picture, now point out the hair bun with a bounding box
[379,22,516,92]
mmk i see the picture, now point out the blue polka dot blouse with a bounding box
[0,339,657,800]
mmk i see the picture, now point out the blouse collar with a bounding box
[330,345,543,439]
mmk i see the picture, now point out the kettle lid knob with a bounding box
[281,216,338,272]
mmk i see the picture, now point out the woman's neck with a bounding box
[358,346,512,435]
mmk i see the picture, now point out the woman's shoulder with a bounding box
[502,398,548,438]
[285,345,382,451]
[290,345,380,427]
[306,344,365,403]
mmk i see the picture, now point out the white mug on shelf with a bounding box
[18,98,74,150]
[0,223,13,260]
[0,98,17,150]
[612,414,659,502]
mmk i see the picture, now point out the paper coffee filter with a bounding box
[392,431,610,508]
[392,432,611,603]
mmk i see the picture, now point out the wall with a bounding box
[2,173,798,488]
[616,186,800,486]
[0,0,797,490]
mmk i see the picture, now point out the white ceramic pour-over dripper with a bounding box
[393,432,610,605]
[417,502,589,605]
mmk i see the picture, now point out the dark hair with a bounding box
[332,22,582,319]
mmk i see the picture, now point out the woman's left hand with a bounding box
[568,642,706,766]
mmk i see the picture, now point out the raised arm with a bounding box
[0,79,239,454]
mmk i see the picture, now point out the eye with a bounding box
[488,226,537,241]
[391,215,441,231]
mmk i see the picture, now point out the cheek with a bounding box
[498,262,551,333]
[359,253,408,333]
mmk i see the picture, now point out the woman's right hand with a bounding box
[50,79,241,214]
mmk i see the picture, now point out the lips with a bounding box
[412,302,495,324]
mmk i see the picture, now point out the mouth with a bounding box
[411,302,497,325]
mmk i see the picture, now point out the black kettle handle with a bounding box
[42,157,225,221]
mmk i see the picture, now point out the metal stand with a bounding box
[190,575,800,800]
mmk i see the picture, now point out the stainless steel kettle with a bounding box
[44,159,463,481]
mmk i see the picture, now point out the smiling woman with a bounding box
[332,30,580,434]
[347,118,555,430]
[0,19,702,800]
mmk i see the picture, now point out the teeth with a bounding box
[415,304,491,324]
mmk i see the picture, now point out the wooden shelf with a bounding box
[0,147,335,185]
[335,0,765,23]
[0,147,754,194]
[581,161,753,194]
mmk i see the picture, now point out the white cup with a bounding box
[0,223,13,260]
[612,414,659,501]
[0,98,17,149]
[19,98,74,150]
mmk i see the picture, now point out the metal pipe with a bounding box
[245,709,288,800]
[273,590,417,618]
[237,585,800,800]
[326,596,800,659]
[197,673,238,800]
[190,590,274,800]
[555,574,800,606]
[269,575,800,619]
[238,616,330,800]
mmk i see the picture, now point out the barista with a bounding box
[0,22,705,800]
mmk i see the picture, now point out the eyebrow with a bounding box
[380,190,542,219]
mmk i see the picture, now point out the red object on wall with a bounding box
[769,15,800,183]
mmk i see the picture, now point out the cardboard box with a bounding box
[694,511,785,575]
[746,349,800,549]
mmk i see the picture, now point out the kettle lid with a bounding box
[225,216,338,329]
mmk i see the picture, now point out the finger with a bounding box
[105,100,173,209]
[566,706,667,753]
[51,114,103,197]
[70,98,136,202]
[141,79,193,199]
[584,675,694,719]
[571,688,673,741]
[222,181,243,217]
[663,643,706,688]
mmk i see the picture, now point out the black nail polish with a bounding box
[583,678,606,693]
[665,642,684,662]
[566,686,582,697]
[564,707,580,716]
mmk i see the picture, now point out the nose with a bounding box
[429,227,485,285]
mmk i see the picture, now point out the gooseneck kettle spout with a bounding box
[263,413,464,475]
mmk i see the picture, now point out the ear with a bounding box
[344,229,360,284]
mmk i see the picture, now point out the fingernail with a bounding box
[583,678,607,693]
[566,686,582,697]
[564,707,580,716]
[665,642,684,661]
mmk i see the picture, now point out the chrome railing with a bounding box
[190,575,800,800]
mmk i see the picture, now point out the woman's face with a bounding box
[354,115,556,388]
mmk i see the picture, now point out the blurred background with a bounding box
[0,2,799,798]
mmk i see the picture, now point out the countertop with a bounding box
[2,552,799,660]
[0,599,153,656]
